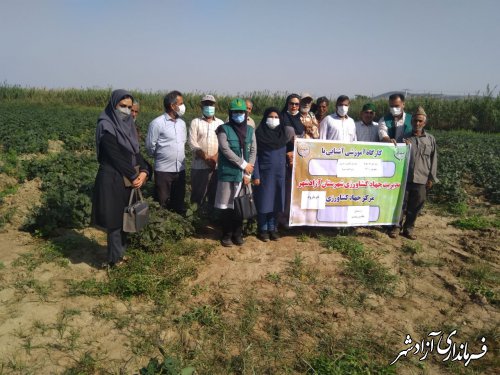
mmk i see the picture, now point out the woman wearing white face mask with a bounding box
[92,89,151,268]
[253,107,294,241]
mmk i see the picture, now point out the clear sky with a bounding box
[1,0,499,98]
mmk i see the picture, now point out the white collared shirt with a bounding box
[188,116,224,169]
[319,113,357,142]
[146,113,186,172]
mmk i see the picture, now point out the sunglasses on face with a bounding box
[363,111,374,115]
[289,102,300,106]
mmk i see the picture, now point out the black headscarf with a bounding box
[95,89,139,161]
[256,107,288,152]
[281,93,304,135]
[217,110,248,150]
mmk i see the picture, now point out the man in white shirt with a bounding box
[319,95,357,142]
[146,90,187,214]
[355,103,379,142]
[188,94,224,208]
[378,93,412,144]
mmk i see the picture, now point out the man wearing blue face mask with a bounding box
[188,94,224,209]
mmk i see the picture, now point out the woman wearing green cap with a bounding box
[214,98,257,247]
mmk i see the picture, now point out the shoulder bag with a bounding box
[123,188,149,232]
[234,184,257,220]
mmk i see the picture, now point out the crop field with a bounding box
[0,87,498,374]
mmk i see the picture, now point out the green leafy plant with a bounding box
[451,215,499,230]
[128,201,195,252]
[139,348,195,375]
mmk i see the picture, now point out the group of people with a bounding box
[91,90,438,267]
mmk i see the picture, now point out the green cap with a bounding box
[229,98,247,111]
[362,103,376,112]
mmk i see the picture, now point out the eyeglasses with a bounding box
[119,104,132,109]
[289,102,300,106]
[363,111,374,115]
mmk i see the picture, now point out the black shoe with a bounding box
[221,236,233,247]
[269,231,280,241]
[257,232,270,242]
[232,235,244,246]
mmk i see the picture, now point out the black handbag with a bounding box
[123,188,149,232]
[234,184,257,220]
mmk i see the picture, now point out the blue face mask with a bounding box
[232,113,245,124]
[202,106,215,117]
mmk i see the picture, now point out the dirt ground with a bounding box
[0,179,498,374]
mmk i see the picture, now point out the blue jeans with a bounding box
[258,213,277,232]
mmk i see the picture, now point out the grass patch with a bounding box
[345,256,396,295]
[401,240,423,255]
[69,240,209,301]
[306,348,396,374]
[177,305,221,327]
[304,329,397,375]
[239,293,260,336]
[451,215,500,230]
[297,232,311,242]
[286,252,318,283]
[321,236,396,295]
[139,348,195,375]
[14,276,51,301]
[62,352,102,375]
[0,185,18,203]
[265,272,281,285]
[0,207,16,230]
[461,262,499,305]
[12,242,69,271]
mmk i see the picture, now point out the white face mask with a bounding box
[117,106,131,116]
[266,117,280,129]
[390,107,402,117]
[300,105,310,114]
[175,103,186,117]
[337,105,349,117]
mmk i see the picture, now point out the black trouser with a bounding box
[107,227,127,264]
[221,209,243,239]
[190,168,217,206]
[154,170,186,214]
[400,182,427,233]
[278,165,292,225]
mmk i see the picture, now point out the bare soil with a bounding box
[0,180,498,374]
